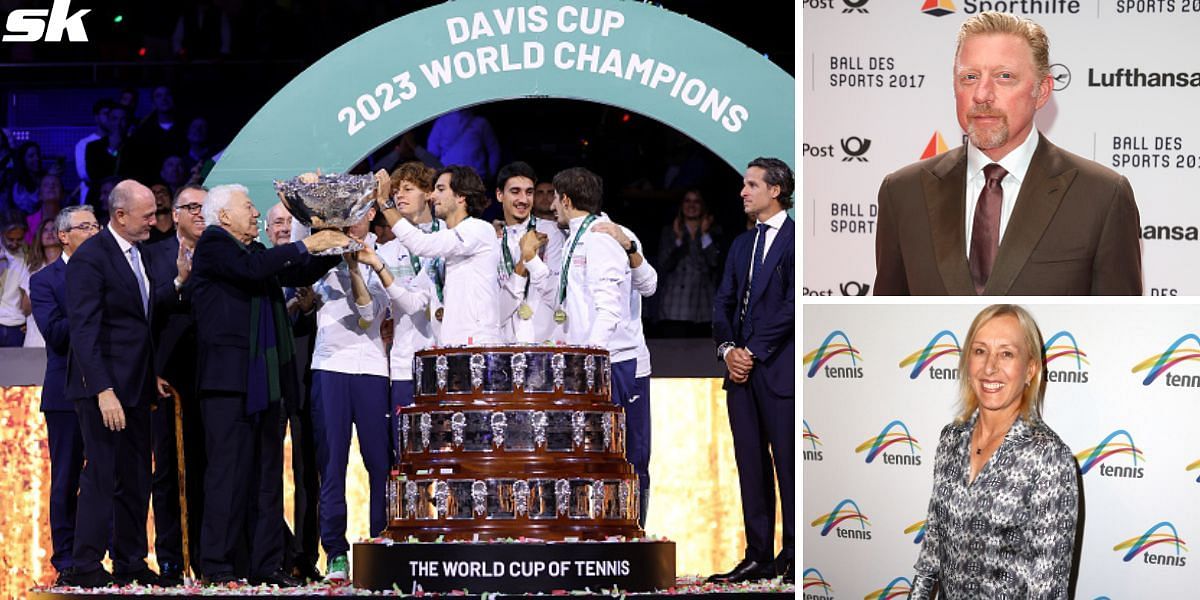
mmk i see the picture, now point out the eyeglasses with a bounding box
[176,203,204,215]
[65,222,101,233]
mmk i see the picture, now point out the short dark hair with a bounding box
[92,99,116,116]
[496,161,538,191]
[436,165,488,217]
[748,157,794,209]
[552,167,603,214]
[173,183,208,207]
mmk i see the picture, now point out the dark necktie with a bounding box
[740,223,770,322]
[968,163,1008,295]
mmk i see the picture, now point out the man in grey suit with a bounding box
[873,12,1142,296]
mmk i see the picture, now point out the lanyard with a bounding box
[500,216,537,274]
[408,218,440,275]
[557,214,597,305]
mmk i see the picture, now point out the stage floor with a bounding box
[29,576,794,598]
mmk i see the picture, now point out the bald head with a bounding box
[110,180,158,243]
[266,202,293,246]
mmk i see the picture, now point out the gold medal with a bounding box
[553,308,567,324]
[435,307,445,322]
[518,302,533,320]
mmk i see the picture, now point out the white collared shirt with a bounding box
[748,209,788,285]
[311,233,390,377]
[546,213,636,362]
[108,223,150,313]
[377,219,443,381]
[0,248,30,326]
[964,126,1039,250]
[391,215,501,346]
[497,215,566,343]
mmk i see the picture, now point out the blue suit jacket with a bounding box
[190,226,339,396]
[30,258,72,412]
[146,236,197,377]
[712,216,795,397]
[65,228,158,407]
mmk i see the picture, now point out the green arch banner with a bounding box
[206,0,794,211]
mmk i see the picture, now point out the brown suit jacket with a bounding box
[873,135,1143,295]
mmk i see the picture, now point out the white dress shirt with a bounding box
[310,233,390,378]
[377,220,443,381]
[497,215,566,343]
[544,213,636,362]
[0,248,31,327]
[963,126,1039,250]
[108,223,150,315]
[748,209,789,285]
[391,216,501,346]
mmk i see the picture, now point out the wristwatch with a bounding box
[625,239,639,255]
[716,341,735,362]
[382,198,397,210]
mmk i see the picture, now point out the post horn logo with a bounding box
[839,281,871,296]
[842,0,870,13]
[921,131,949,160]
[921,0,956,17]
[840,137,871,162]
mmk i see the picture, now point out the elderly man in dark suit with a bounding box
[63,180,165,588]
[873,12,1141,296]
[709,158,795,585]
[145,183,209,584]
[189,183,347,586]
[29,205,101,584]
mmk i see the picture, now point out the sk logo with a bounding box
[843,0,870,13]
[840,137,871,162]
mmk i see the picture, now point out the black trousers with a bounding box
[725,369,795,563]
[199,395,284,578]
[45,410,85,573]
[72,397,152,576]
[281,402,320,573]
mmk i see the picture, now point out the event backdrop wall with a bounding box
[802,1,1200,297]
[803,303,1199,599]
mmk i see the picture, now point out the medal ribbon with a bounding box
[557,214,597,306]
[502,216,537,300]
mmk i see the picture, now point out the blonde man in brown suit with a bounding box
[874,12,1142,296]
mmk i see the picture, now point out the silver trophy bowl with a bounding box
[273,172,377,254]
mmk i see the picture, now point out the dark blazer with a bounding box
[146,236,197,377]
[874,135,1143,295]
[712,216,795,398]
[30,258,72,412]
[65,228,157,407]
[190,226,338,395]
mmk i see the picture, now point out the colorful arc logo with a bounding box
[802,568,833,595]
[1131,333,1200,385]
[1044,331,1089,370]
[921,0,956,17]
[1074,430,1145,474]
[899,330,960,379]
[810,498,870,536]
[855,420,921,463]
[1113,521,1188,562]
[803,419,823,451]
[865,576,913,600]
[1188,459,1200,483]
[904,520,926,545]
[803,330,863,378]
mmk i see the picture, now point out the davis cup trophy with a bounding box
[274,172,378,254]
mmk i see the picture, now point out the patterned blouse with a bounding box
[912,412,1079,599]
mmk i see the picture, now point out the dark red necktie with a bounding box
[968,163,1008,294]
